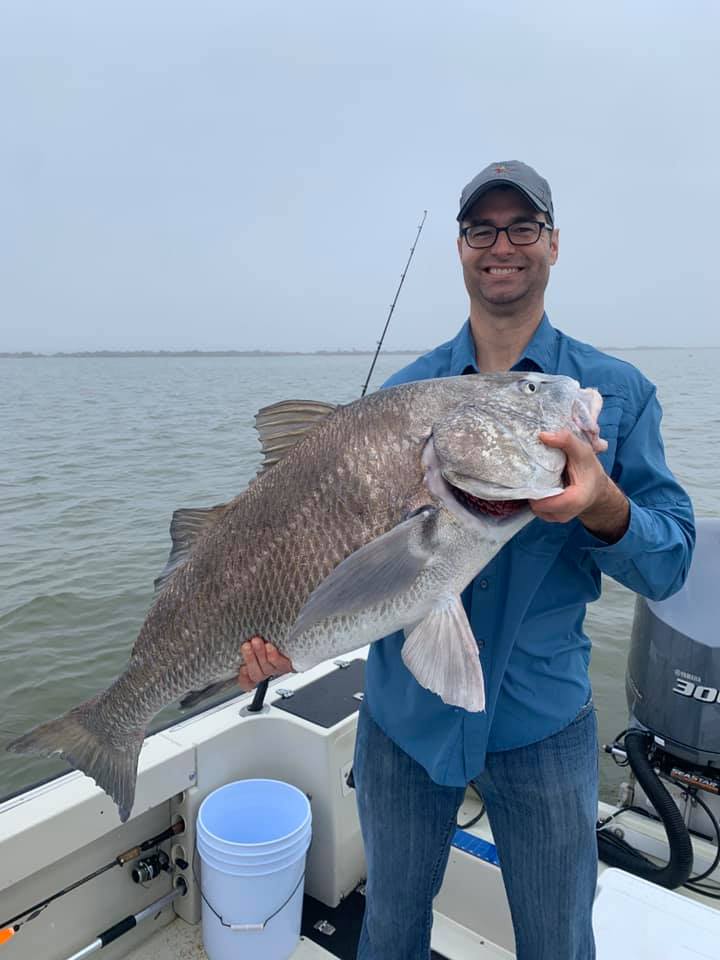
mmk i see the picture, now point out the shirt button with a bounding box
[479,579,489,590]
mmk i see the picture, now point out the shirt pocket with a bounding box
[594,384,625,478]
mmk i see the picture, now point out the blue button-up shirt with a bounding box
[365,315,695,786]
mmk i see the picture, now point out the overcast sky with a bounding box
[1,1,718,352]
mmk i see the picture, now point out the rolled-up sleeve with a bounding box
[581,384,695,600]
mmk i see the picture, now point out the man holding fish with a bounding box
[240,162,695,959]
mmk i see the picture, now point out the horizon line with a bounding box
[2,345,718,359]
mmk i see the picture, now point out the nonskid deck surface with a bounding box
[122,891,511,959]
[123,918,338,959]
[300,891,449,959]
[120,893,373,960]
[122,892,450,960]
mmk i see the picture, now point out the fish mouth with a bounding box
[447,481,529,520]
[572,392,607,453]
[421,438,533,525]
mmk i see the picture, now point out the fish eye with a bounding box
[520,380,538,394]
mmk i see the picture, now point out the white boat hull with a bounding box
[2,649,719,960]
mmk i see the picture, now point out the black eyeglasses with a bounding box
[460,220,553,249]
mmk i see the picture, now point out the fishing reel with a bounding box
[131,849,171,884]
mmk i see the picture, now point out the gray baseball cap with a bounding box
[457,160,554,225]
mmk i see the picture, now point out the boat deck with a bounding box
[4,664,719,960]
[124,918,335,960]
[123,787,514,960]
[124,863,720,960]
[123,909,513,960]
[122,811,720,960]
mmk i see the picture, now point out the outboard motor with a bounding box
[598,517,720,890]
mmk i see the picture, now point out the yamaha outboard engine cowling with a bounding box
[626,518,720,768]
[598,518,720,888]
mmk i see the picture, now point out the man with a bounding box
[239,161,695,959]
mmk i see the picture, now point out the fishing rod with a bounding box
[360,209,427,397]
[62,881,187,960]
[0,819,185,944]
[246,210,428,713]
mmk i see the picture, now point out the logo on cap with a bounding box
[495,165,507,174]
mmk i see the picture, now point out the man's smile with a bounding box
[484,266,523,275]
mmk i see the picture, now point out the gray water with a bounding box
[1,350,718,803]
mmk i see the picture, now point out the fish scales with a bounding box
[70,388,433,741]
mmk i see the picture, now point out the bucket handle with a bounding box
[192,841,309,932]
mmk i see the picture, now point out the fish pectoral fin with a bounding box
[255,399,338,474]
[289,506,440,639]
[401,595,486,713]
[154,503,231,593]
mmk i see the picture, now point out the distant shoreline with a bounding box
[1,346,714,359]
[0,349,426,359]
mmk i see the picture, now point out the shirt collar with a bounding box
[449,313,558,376]
[449,319,481,375]
[511,313,558,373]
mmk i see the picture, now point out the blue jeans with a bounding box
[353,698,598,960]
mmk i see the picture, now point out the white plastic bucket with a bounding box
[196,779,312,960]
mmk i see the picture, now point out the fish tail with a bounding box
[7,697,143,823]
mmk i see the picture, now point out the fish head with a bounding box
[427,373,605,522]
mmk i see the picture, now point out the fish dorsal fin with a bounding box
[154,503,230,592]
[255,399,337,474]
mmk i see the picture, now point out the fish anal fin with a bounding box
[401,595,485,713]
[154,503,230,593]
[255,400,337,474]
[179,675,238,710]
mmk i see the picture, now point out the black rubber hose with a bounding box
[597,730,694,889]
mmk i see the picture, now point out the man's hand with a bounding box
[529,429,629,544]
[238,636,295,692]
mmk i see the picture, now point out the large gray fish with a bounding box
[8,372,604,822]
